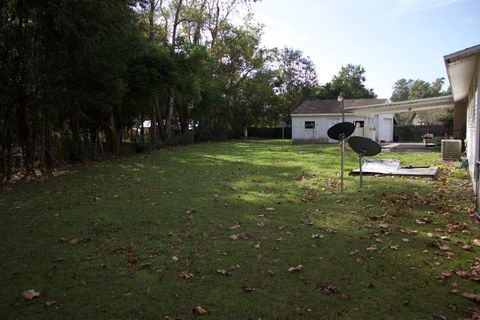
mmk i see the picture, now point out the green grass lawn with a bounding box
[1,140,479,319]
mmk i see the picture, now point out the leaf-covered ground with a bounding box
[0,140,479,319]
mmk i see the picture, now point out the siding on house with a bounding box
[466,63,480,191]
[291,115,376,143]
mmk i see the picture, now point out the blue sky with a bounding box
[245,0,480,98]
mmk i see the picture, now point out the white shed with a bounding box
[291,99,394,144]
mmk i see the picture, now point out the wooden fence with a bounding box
[394,125,454,142]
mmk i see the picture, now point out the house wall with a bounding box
[466,62,480,191]
[292,115,375,143]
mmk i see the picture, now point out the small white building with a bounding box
[291,99,394,144]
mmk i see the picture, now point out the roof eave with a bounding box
[291,113,352,117]
[444,44,480,102]
[346,95,454,115]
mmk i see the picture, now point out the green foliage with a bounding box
[272,48,318,121]
[0,0,319,177]
[318,64,376,99]
[390,78,452,125]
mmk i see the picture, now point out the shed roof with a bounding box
[292,98,388,115]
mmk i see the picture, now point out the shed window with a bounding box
[354,121,364,128]
[305,121,315,129]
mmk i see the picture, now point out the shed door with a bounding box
[380,118,392,142]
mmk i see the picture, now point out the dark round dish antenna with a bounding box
[327,122,354,194]
[348,136,382,191]
[327,122,355,140]
[348,136,382,157]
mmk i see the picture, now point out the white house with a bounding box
[444,44,480,194]
[291,99,394,144]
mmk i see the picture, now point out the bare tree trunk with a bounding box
[210,3,220,48]
[2,104,13,181]
[165,92,174,139]
[40,116,45,169]
[150,103,157,147]
[70,105,81,161]
[44,113,53,174]
[193,0,207,45]
[140,112,145,145]
[106,114,119,156]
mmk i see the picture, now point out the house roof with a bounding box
[444,43,480,102]
[292,98,388,115]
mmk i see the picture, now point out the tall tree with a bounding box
[272,48,318,121]
[390,77,451,125]
[318,64,376,100]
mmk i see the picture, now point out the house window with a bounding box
[354,121,364,128]
[305,121,315,129]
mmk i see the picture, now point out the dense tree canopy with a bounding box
[0,0,320,181]
[317,64,376,100]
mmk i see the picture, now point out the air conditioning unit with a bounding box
[441,139,462,160]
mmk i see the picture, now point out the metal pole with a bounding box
[340,97,345,194]
[359,154,363,191]
[340,138,344,193]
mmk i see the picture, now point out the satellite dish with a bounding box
[348,136,382,191]
[327,122,355,140]
[348,136,381,157]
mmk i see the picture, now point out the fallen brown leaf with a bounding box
[229,221,241,229]
[288,264,304,272]
[229,234,239,241]
[315,282,339,294]
[127,253,138,264]
[22,289,40,300]
[340,292,351,300]
[193,305,209,315]
[186,208,196,214]
[179,271,193,279]
[126,242,136,253]
[216,269,229,276]
[463,292,480,302]
[438,245,452,252]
